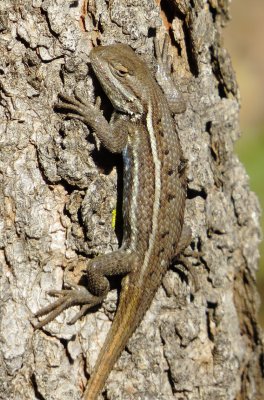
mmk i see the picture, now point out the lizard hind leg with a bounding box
[34,250,135,329]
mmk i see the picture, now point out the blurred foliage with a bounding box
[236,128,264,327]
[223,0,264,327]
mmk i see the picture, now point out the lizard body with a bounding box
[35,37,191,400]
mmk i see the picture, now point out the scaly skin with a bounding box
[35,37,191,400]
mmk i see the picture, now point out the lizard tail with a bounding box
[83,286,143,400]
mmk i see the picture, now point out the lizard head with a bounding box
[90,44,153,116]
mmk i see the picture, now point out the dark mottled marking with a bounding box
[158,247,165,256]
[164,149,169,155]
[168,169,174,176]
[167,194,176,201]
[161,231,169,238]
[156,117,163,133]
[178,157,187,176]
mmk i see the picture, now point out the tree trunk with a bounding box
[0,1,263,399]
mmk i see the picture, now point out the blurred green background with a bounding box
[224,0,264,326]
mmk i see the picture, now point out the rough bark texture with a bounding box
[0,1,263,399]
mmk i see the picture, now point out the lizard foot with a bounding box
[55,92,94,124]
[55,88,104,124]
[175,256,199,292]
[34,285,105,329]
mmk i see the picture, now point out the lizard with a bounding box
[34,35,192,400]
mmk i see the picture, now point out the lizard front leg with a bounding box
[155,35,186,114]
[56,92,129,153]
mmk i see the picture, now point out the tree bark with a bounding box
[0,1,263,399]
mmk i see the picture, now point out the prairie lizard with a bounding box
[35,36,191,400]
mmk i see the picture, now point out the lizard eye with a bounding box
[112,64,129,77]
